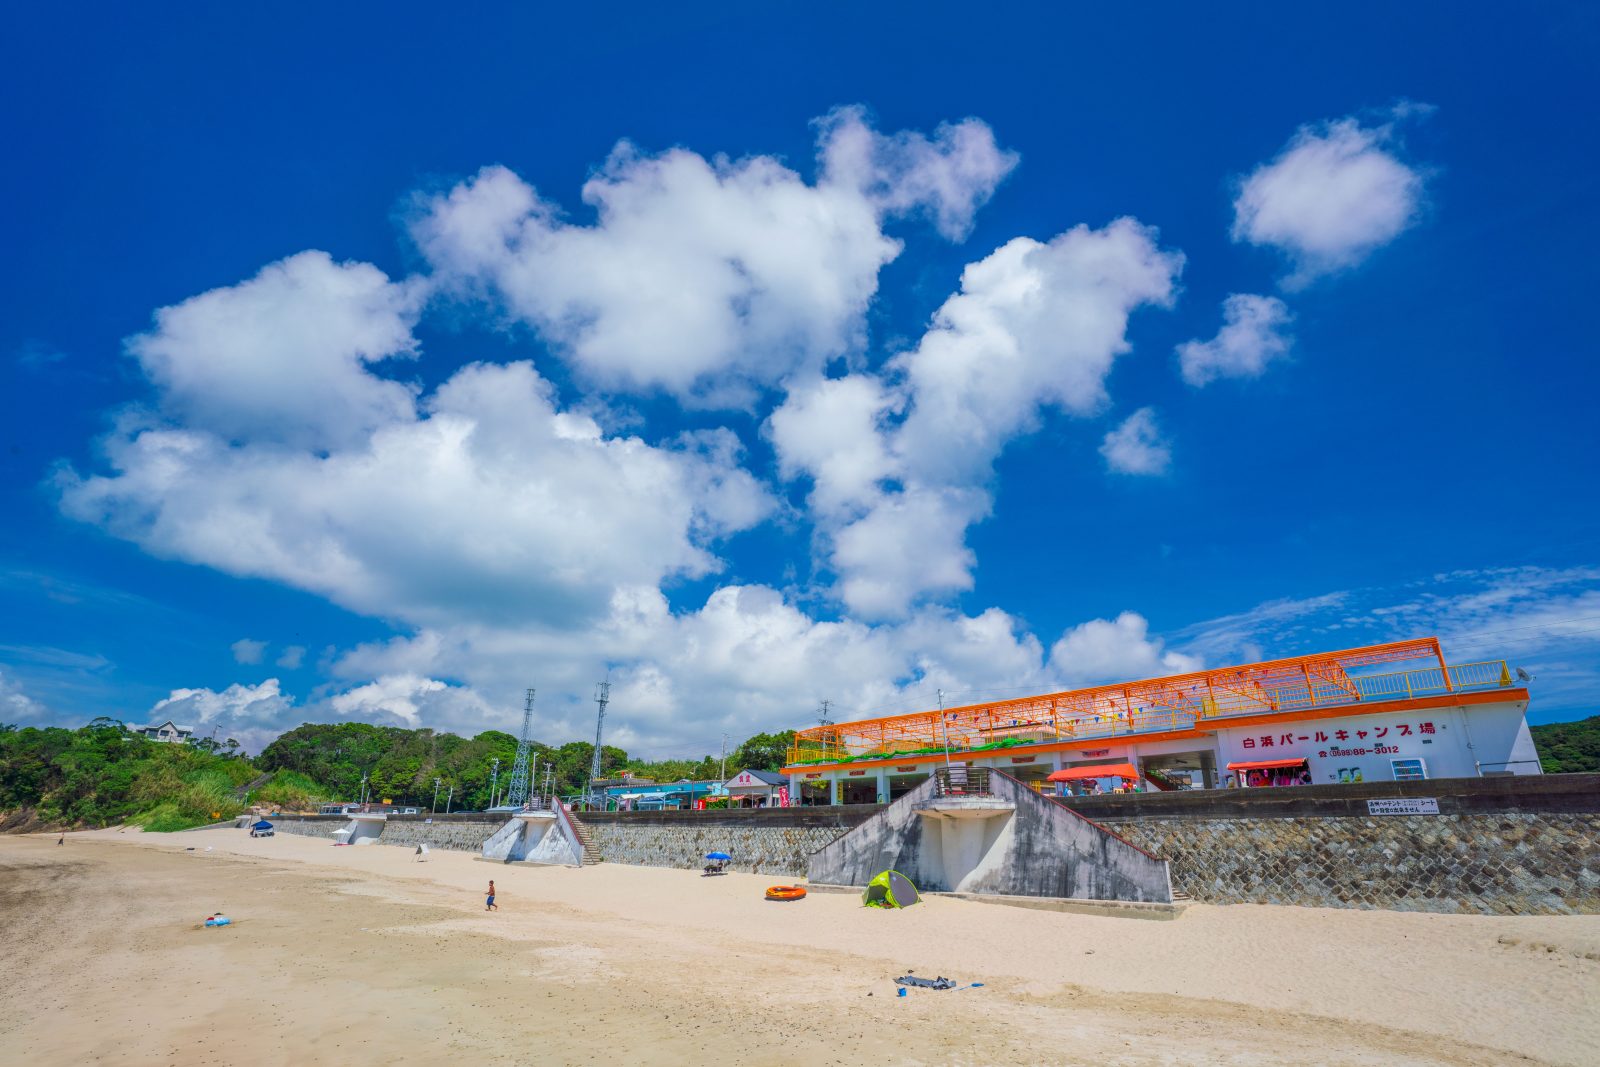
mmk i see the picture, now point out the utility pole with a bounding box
[360,773,369,809]
[489,757,500,809]
[720,733,730,783]
[818,700,833,727]
[542,764,554,809]
[528,755,538,809]
[445,782,453,815]
[432,776,441,814]
[588,677,610,809]
[938,689,952,772]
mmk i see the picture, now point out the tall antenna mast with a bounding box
[818,699,833,727]
[587,676,610,807]
[506,688,535,810]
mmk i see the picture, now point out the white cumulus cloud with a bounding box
[128,251,423,449]
[152,678,291,725]
[1233,113,1428,287]
[230,638,266,665]
[330,674,490,727]
[1049,612,1202,687]
[1099,407,1171,475]
[769,218,1184,617]
[1177,293,1293,386]
[60,354,772,630]
[816,105,1018,240]
[412,109,1015,407]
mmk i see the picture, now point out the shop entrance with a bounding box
[1227,757,1310,789]
[1001,762,1053,792]
[1140,750,1217,790]
[841,778,879,804]
[887,773,927,800]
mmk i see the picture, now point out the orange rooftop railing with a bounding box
[786,638,1515,767]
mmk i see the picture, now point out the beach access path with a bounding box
[1,827,1596,1066]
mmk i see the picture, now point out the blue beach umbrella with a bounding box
[705,851,731,861]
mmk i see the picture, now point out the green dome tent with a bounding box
[862,869,920,908]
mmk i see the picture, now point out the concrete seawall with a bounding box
[578,806,881,875]
[1061,775,1600,915]
[261,808,879,877]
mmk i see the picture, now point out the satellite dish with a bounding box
[1515,667,1535,683]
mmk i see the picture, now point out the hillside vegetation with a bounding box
[1531,715,1600,773]
[0,722,268,831]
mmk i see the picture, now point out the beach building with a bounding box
[594,778,723,810]
[721,768,789,807]
[783,638,1539,804]
[127,719,194,743]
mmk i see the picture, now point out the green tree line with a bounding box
[1530,715,1600,773]
[255,723,795,808]
[1,718,797,829]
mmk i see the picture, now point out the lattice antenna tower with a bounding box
[506,688,535,809]
[587,676,610,803]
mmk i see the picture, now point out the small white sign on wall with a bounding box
[1366,798,1440,816]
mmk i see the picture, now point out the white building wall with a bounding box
[1215,700,1539,784]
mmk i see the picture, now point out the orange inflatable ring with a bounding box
[765,885,807,901]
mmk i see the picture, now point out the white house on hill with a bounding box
[127,719,194,743]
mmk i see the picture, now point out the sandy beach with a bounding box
[2,829,1596,1066]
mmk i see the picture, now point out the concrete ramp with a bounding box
[807,770,1172,905]
[480,811,582,866]
[340,814,385,846]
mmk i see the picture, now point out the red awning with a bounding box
[1047,762,1140,782]
[1226,758,1309,771]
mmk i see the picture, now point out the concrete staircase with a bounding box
[1143,769,1187,792]
[562,807,604,865]
[235,772,273,801]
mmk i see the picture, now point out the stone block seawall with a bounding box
[258,809,878,876]
[579,806,883,877]
[1057,774,1600,916]
[268,815,351,840]
[265,813,505,850]
[379,814,507,852]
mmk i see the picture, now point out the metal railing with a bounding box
[788,658,1516,768]
[932,766,992,797]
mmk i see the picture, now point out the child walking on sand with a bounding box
[486,880,497,911]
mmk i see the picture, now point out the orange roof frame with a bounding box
[788,637,1459,766]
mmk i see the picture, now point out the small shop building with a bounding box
[721,768,790,807]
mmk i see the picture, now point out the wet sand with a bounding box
[1,828,1596,1066]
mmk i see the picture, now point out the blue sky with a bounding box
[2,4,1596,754]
